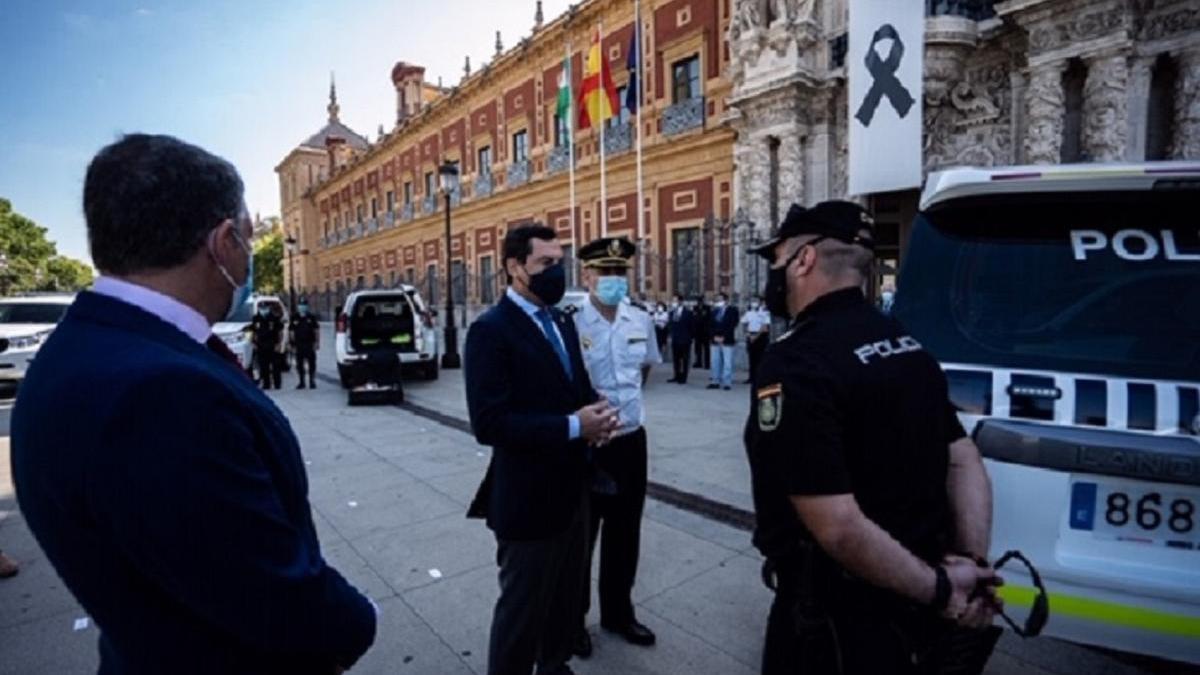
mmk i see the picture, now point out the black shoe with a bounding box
[723,386,732,391]
[310,381,316,389]
[297,382,306,389]
[666,377,678,383]
[571,628,593,659]
[677,380,687,385]
[601,619,656,647]
[706,384,719,390]
[535,665,576,675]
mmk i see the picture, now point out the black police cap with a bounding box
[751,201,877,259]
[579,236,636,269]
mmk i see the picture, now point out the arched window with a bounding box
[1146,54,1178,160]
[1060,59,1086,162]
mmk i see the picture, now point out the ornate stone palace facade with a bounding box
[728,0,1200,297]
[277,0,738,315]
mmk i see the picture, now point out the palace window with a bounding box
[1060,59,1086,162]
[478,145,493,174]
[356,204,365,223]
[425,171,436,196]
[610,86,632,127]
[404,181,413,205]
[554,114,570,147]
[479,255,495,304]
[370,198,378,219]
[512,130,529,163]
[386,190,395,212]
[1146,53,1178,160]
[672,56,701,104]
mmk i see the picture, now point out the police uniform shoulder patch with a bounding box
[757,383,783,431]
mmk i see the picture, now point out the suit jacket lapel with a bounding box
[499,296,575,392]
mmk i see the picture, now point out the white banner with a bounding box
[848,0,924,196]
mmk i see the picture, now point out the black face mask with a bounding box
[525,262,566,306]
[764,244,809,320]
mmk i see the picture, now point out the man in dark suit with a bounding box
[707,292,740,390]
[666,293,694,384]
[465,225,619,675]
[11,134,376,675]
[692,295,711,369]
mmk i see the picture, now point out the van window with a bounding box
[894,190,1200,381]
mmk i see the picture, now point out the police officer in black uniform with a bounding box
[249,304,284,390]
[744,201,999,674]
[290,298,320,389]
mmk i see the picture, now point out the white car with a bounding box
[894,162,1200,664]
[211,295,289,373]
[0,294,75,382]
[335,286,438,387]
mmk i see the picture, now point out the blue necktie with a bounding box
[535,309,573,380]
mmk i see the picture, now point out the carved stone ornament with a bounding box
[1028,8,1126,55]
[1082,54,1128,163]
[1170,49,1200,159]
[1024,63,1066,165]
[950,81,1001,126]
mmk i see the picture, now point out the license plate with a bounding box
[1069,477,1200,550]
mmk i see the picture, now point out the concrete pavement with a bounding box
[0,337,1190,674]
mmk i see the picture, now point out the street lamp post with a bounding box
[438,161,462,369]
[284,235,298,314]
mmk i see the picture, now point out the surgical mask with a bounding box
[298,304,310,315]
[714,299,726,308]
[525,262,566,306]
[258,306,270,317]
[595,276,628,307]
[211,228,254,321]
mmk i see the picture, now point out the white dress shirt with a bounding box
[573,297,662,435]
[92,276,211,344]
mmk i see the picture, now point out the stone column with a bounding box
[1170,48,1200,160]
[1082,52,1130,163]
[807,89,834,203]
[1124,56,1156,162]
[1023,61,1067,165]
[777,130,806,217]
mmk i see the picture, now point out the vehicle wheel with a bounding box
[424,361,439,381]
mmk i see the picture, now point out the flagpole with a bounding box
[566,41,578,280]
[599,21,608,238]
[634,0,646,296]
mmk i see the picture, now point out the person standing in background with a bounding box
[290,298,320,389]
[741,296,770,385]
[692,295,711,370]
[652,302,669,356]
[707,292,739,391]
[666,294,694,384]
[250,303,283,390]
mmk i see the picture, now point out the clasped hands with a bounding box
[940,554,1004,629]
[577,400,620,447]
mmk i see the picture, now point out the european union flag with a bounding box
[626,23,639,114]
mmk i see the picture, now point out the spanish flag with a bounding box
[577,28,619,130]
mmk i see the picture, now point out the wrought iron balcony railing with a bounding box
[475,172,494,198]
[603,121,633,155]
[422,195,437,216]
[663,97,705,137]
[547,145,572,175]
[508,160,531,188]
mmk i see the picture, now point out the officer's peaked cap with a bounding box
[752,201,876,259]
[579,236,636,269]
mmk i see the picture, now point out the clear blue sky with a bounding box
[0,0,572,265]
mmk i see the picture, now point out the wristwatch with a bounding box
[930,565,951,611]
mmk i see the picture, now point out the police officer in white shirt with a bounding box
[741,296,771,384]
[571,237,662,658]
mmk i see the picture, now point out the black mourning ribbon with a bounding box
[855,23,915,127]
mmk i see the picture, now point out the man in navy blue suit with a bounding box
[666,293,694,384]
[465,225,619,675]
[11,134,376,674]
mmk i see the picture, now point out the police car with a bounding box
[893,162,1200,664]
[335,286,438,388]
[0,294,75,382]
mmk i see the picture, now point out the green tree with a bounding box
[253,231,283,294]
[43,256,95,291]
[0,198,93,295]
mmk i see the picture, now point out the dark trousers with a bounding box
[671,341,692,383]
[654,327,668,355]
[747,334,768,384]
[693,336,710,369]
[581,428,648,627]
[295,347,317,386]
[489,490,589,675]
[255,347,281,389]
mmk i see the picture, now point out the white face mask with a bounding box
[210,227,254,321]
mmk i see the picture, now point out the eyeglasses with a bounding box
[991,550,1049,638]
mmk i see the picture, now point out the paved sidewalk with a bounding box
[0,343,1181,674]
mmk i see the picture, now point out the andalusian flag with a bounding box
[577,28,619,130]
[556,56,572,144]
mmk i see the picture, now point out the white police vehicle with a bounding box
[894,162,1200,664]
[335,286,438,393]
[211,295,289,373]
[0,294,75,382]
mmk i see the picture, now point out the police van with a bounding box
[893,162,1199,664]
